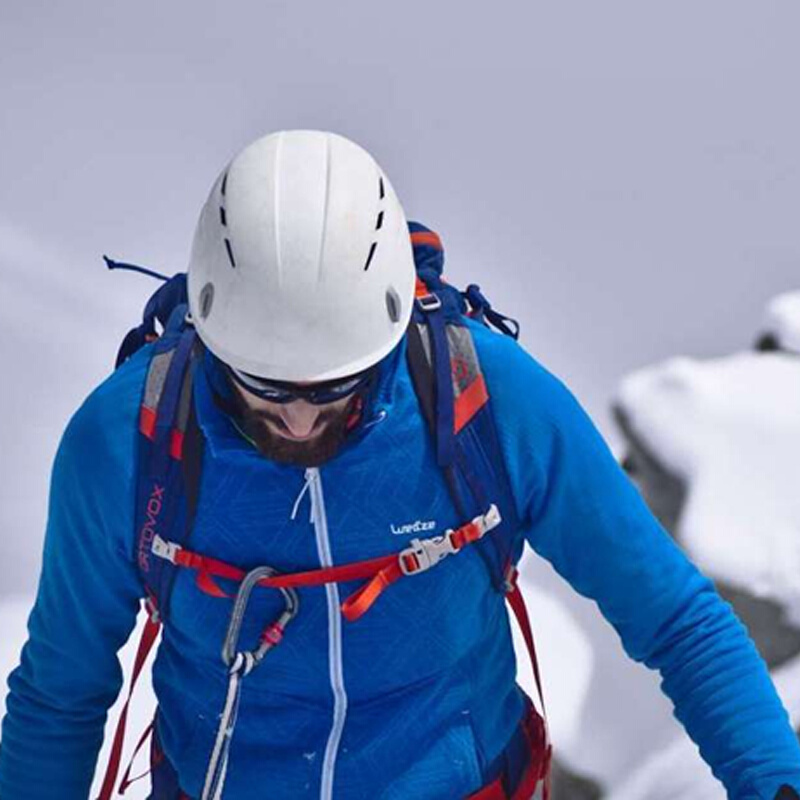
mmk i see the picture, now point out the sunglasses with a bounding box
[227,365,374,405]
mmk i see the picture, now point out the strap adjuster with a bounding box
[151,535,180,564]
[504,564,519,594]
[144,595,161,624]
[416,293,442,313]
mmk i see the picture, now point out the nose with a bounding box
[278,399,323,438]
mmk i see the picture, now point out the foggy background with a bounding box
[1,0,799,649]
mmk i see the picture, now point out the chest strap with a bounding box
[151,504,501,622]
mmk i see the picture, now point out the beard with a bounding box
[230,393,361,468]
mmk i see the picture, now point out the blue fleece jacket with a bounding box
[1,319,798,799]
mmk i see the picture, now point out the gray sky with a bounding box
[2,0,800,592]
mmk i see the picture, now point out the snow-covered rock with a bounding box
[617,349,800,623]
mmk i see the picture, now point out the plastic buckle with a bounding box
[151,535,180,564]
[416,293,442,313]
[400,531,458,576]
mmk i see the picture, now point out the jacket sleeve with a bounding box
[0,358,146,799]
[475,327,800,800]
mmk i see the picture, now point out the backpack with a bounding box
[97,222,551,800]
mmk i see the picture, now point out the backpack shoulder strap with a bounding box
[406,230,524,590]
[407,309,523,589]
[407,228,551,778]
[134,310,204,622]
[100,298,205,800]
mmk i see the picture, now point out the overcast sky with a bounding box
[2,0,799,593]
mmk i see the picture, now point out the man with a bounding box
[1,130,799,800]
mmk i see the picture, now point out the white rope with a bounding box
[201,667,243,800]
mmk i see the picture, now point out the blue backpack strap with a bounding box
[133,306,205,620]
[463,283,520,340]
[407,223,524,591]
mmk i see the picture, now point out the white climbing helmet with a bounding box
[187,130,416,382]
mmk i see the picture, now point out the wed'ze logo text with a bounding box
[138,484,165,572]
[390,519,437,536]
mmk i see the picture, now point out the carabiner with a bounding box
[201,565,300,800]
[221,565,299,673]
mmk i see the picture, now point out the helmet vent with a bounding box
[199,282,215,319]
[385,287,401,323]
[224,238,237,268]
[219,171,235,267]
[363,176,386,270]
[363,241,377,272]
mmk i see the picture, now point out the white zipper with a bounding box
[306,466,347,800]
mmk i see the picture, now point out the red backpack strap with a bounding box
[117,718,156,794]
[504,566,552,798]
[505,567,547,718]
[95,602,161,800]
[465,568,552,800]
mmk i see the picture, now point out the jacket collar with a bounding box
[193,332,407,458]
